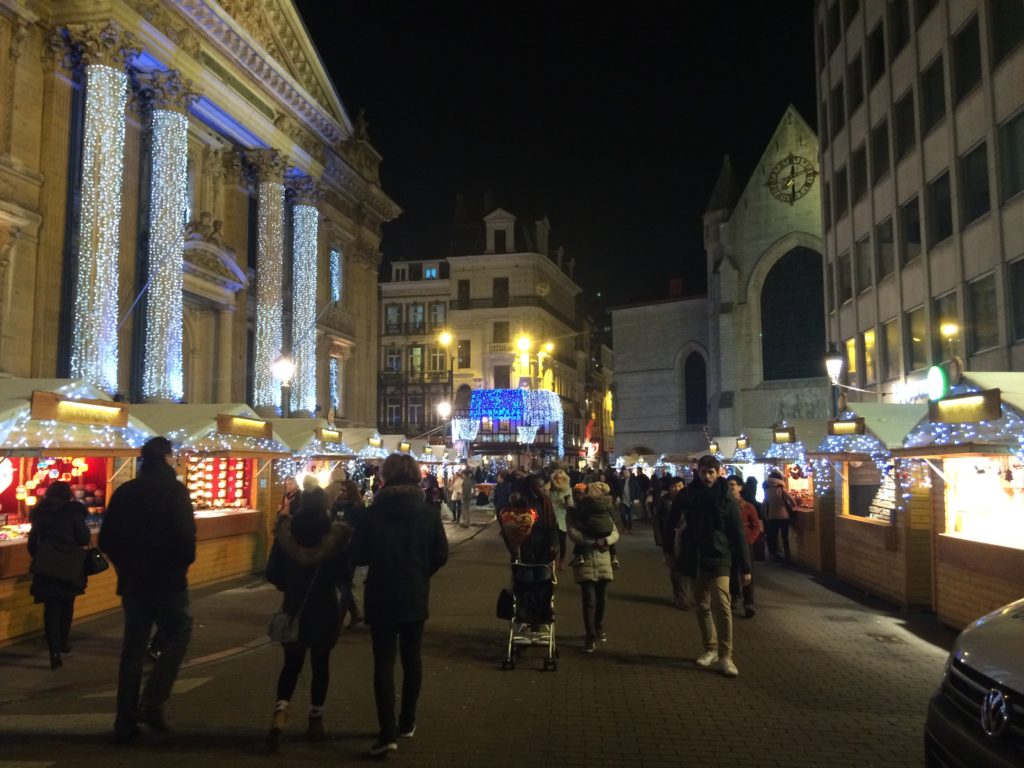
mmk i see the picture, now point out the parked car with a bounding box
[925,596,1024,767]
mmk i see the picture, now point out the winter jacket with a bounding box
[763,478,795,521]
[350,484,448,628]
[299,487,330,517]
[739,500,763,545]
[28,499,91,602]
[517,492,559,564]
[675,478,750,580]
[266,512,352,647]
[549,474,573,532]
[567,497,620,583]
[492,480,511,513]
[99,461,196,596]
[461,473,475,503]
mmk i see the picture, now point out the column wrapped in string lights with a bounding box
[289,177,321,415]
[329,248,342,302]
[243,150,287,411]
[70,62,130,391]
[142,71,197,401]
[328,356,340,412]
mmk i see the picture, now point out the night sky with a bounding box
[293,1,817,309]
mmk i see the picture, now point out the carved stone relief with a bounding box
[50,21,141,73]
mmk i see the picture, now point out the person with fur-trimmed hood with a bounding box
[566,481,620,654]
[264,505,352,752]
[350,453,449,757]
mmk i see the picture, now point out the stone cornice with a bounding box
[172,0,347,148]
[323,150,401,224]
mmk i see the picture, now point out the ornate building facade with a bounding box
[0,0,398,425]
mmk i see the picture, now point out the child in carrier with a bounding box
[568,482,619,568]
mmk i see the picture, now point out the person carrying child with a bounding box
[566,482,620,653]
[567,482,620,569]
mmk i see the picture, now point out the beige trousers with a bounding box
[689,575,733,659]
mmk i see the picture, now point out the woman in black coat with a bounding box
[28,481,91,669]
[350,453,448,757]
[264,507,351,752]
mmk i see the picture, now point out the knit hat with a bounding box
[587,481,610,497]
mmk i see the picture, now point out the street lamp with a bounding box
[824,344,844,419]
[272,353,295,418]
[437,330,455,408]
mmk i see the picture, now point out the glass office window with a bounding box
[899,197,922,264]
[888,0,911,59]
[1011,259,1024,342]
[953,15,982,103]
[932,291,960,362]
[856,234,872,292]
[999,110,1024,201]
[863,329,877,384]
[967,274,999,352]
[847,53,864,116]
[831,82,846,138]
[906,306,928,371]
[838,250,853,303]
[835,166,849,218]
[960,142,990,225]
[921,55,946,135]
[871,118,890,183]
[894,89,916,160]
[876,218,895,278]
[991,0,1024,67]
[845,336,858,383]
[883,318,901,380]
[851,145,868,202]
[927,172,954,244]
[867,23,886,87]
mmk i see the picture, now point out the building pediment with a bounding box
[483,207,517,222]
[183,240,248,293]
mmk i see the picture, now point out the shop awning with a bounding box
[129,403,291,458]
[0,378,152,456]
[266,418,355,459]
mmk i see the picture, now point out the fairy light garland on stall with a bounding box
[253,181,285,410]
[142,108,188,401]
[290,204,318,414]
[71,64,128,393]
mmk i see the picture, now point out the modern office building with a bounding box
[814,0,1024,399]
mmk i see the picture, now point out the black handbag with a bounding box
[30,541,86,583]
[496,588,514,620]
[83,547,109,576]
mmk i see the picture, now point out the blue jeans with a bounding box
[115,589,193,733]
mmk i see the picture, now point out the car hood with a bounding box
[954,597,1024,692]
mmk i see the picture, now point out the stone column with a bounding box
[242,149,286,415]
[217,306,234,402]
[59,23,138,392]
[139,70,197,402]
[288,176,321,417]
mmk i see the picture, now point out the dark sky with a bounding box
[293,1,817,308]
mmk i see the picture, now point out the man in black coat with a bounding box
[99,436,196,743]
[350,453,448,757]
[675,455,750,678]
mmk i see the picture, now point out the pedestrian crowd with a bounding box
[27,438,796,755]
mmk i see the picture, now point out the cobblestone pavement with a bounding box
[0,518,956,767]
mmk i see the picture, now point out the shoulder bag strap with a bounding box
[294,563,324,618]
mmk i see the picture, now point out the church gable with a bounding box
[735,105,820,213]
[216,0,352,134]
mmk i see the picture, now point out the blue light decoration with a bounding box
[453,417,479,442]
[517,426,538,444]
[357,434,390,461]
[468,389,565,456]
[903,385,1024,462]
[731,447,756,464]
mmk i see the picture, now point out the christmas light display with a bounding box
[70,64,128,393]
[185,455,252,509]
[142,108,188,401]
[253,181,285,409]
[290,204,318,414]
[453,417,479,442]
[330,248,342,303]
[357,434,390,460]
[468,389,565,456]
[517,426,538,444]
[904,389,1024,462]
[328,357,340,412]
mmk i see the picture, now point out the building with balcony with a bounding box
[378,207,613,463]
[814,0,1024,399]
[0,1,398,426]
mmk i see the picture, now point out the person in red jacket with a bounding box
[727,475,762,618]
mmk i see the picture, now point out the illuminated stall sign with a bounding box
[216,413,273,440]
[772,425,796,444]
[828,418,865,436]
[928,389,1001,425]
[30,390,128,428]
[315,428,343,445]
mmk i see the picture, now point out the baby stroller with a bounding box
[501,561,558,671]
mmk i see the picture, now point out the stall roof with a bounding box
[0,378,152,455]
[963,372,1024,413]
[266,418,355,458]
[848,403,929,449]
[757,419,828,463]
[129,403,290,457]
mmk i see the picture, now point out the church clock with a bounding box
[767,153,817,205]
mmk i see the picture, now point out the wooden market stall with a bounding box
[807,403,928,604]
[891,373,1024,629]
[756,420,830,571]
[0,379,153,644]
[130,404,290,585]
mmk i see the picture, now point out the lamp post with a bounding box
[272,353,296,418]
[437,329,455,410]
[824,344,844,419]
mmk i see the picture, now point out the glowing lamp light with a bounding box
[940,322,959,338]
[542,342,554,353]
[272,355,295,385]
[26,496,38,507]
[708,441,719,454]
[736,435,749,451]
[438,331,453,348]
[437,401,452,419]
[824,344,844,386]
[515,335,532,353]
[15,485,27,501]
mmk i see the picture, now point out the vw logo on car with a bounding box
[980,688,1010,738]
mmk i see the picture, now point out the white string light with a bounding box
[329,248,342,303]
[329,356,340,411]
[142,109,188,401]
[290,204,318,414]
[70,64,128,393]
[253,181,285,409]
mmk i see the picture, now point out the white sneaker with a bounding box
[720,657,739,677]
[695,650,719,668]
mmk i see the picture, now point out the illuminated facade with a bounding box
[377,207,613,460]
[814,0,1024,399]
[0,1,398,427]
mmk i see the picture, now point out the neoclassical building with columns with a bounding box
[0,0,398,424]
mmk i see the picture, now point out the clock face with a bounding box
[767,153,817,205]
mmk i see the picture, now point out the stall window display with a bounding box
[185,455,254,511]
[844,461,896,523]
[777,463,813,509]
[0,456,108,541]
[942,455,1024,549]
